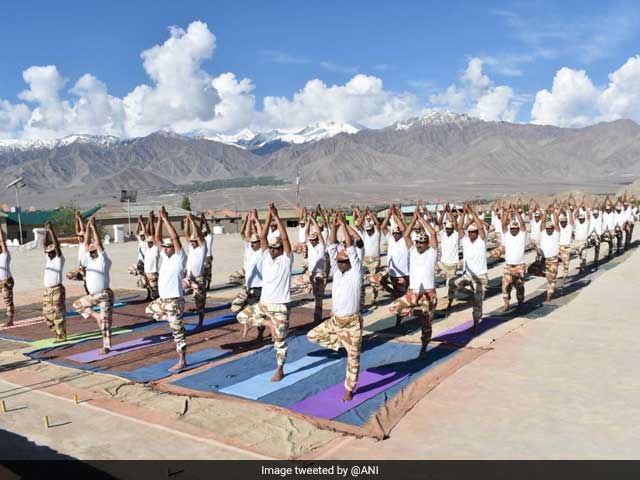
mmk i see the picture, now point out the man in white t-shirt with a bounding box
[183,213,207,331]
[307,212,363,401]
[231,210,264,340]
[42,223,66,341]
[453,203,489,332]
[494,208,527,312]
[621,199,634,249]
[237,203,294,382]
[558,207,574,287]
[145,207,189,372]
[294,207,308,258]
[0,225,14,327]
[537,208,561,302]
[200,212,214,290]
[571,200,592,272]
[65,211,89,294]
[390,209,438,357]
[528,205,543,249]
[587,205,603,266]
[381,205,409,299]
[136,211,160,300]
[357,207,383,309]
[436,206,460,310]
[73,217,114,354]
[304,216,326,322]
[601,196,617,258]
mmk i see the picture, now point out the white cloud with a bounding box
[430,58,523,121]
[257,74,421,129]
[531,56,640,127]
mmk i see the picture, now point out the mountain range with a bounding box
[1,112,639,198]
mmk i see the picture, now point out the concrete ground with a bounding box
[0,229,638,460]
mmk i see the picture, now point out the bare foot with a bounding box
[192,321,203,333]
[501,302,510,313]
[342,390,354,402]
[544,294,552,303]
[472,320,479,334]
[395,315,402,327]
[169,359,187,372]
[53,336,67,343]
[516,301,524,310]
[270,366,284,382]
[418,347,428,359]
[241,322,251,338]
[446,300,453,310]
[256,326,265,341]
[101,347,110,355]
[1,320,14,328]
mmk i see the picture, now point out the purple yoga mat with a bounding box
[432,319,474,340]
[432,317,502,343]
[66,334,172,363]
[289,369,408,419]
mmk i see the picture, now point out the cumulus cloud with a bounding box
[531,56,640,127]
[429,58,523,122]
[258,74,420,129]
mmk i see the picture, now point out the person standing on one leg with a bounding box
[453,203,489,333]
[65,211,89,294]
[572,198,591,272]
[538,206,561,302]
[558,203,574,287]
[236,203,293,382]
[308,211,363,401]
[200,212,214,290]
[42,223,66,342]
[183,213,207,331]
[306,214,326,323]
[142,211,160,300]
[390,207,438,356]
[72,218,114,355]
[381,204,409,300]
[601,196,616,258]
[145,207,188,372]
[436,204,460,310]
[359,207,383,309]
[0,225,15,327]
[494,204,527,312]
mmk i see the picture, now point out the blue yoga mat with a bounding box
[116,348,231,382]
[219,353,341,400]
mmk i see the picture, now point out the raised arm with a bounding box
[135,216,145,236]
[161,207,182,253]
[75,211,85,236]
[45,222,62,257]
[146,211,155,238]
[188,214,204,247]
[380,207,392,236]
[154,211,163,248]
[403,211,418,248]
[338,212,353,249]
[515,208,526,232]
[88,218,104,252]
[418,216,438,250]
[271,204,291,255]
[310,216,325,245]
[200,212,211,236]
[469,205,486,240]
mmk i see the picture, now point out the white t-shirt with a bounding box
[260,250,293,304]
[159,249,187,299]
[186,244,206,278]
[243,243,263,289]
[0,251,11,280]
[44,254,64,288]
[267,228,281,243]
[409,246,437,293]
[78,243,87,267]
[321,228,329,244]
[329,244,361,317]
[461,236,487,276]
[144,245,159,274]
[204,234,214,258]
[589,214,603,235]
[385,233,409,277]
[574,219,590,241]
[559,224,573,246]
[307,241,325,275]
[84,250,111,294]
[137,240,148,263]
[603,212,616,231]
[297,226,306,244]
[530,219,542,243]
[615,212,626,228]
[361,229,381,258]
[503,230,527,265]
[540,231,560,258]
[439,230,459,264]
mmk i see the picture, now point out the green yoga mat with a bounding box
[29,327,133,350]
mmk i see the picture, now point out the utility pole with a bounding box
[6,177,26,244]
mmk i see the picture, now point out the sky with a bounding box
[1,0,640,139]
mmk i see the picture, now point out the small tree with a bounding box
[49,203,105,240]
[181,195,192,211]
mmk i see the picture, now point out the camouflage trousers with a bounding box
[137,272,159,300]
[230,286,262,313]
[374,270,409,299]
[614,227,624,252]
[436,261,458,300]
[73,288,114,349]
[128,261,144,276]
[502,263,525,304]
[600,231,615,257]
[452,272,489,322]
[489,244,506,259]
[204,256,213,287]
[307,313,363,393]
[543,256,559,297]
[363,256,382,299]
[229,269,245,286]
[0,277,15,318]
[145,297,186,353]
[237,301,290,366]
[183,276,206,313]
[43,285,66,339]
[66,267,85,281]
[294,242,308,258]
[625,222,634,247]
[389,289,435,346]
[559,245,572,281]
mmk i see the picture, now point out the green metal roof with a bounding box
[0,205,102,225]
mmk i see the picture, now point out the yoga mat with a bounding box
[29,327,133,350]
[290,368,409,419]
[0,317,46,331]
[116,348,231,382]
[219,353,341,400]
[432,316,504,343]
[66,312,237,363]
[65,301,127,317]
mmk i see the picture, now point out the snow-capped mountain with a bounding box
[205,121,362,152]
[0,134,121,152]
[392,110,476,131]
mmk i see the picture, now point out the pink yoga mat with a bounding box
[289,369,408,419]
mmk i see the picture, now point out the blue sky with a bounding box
[1,0,639,138]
